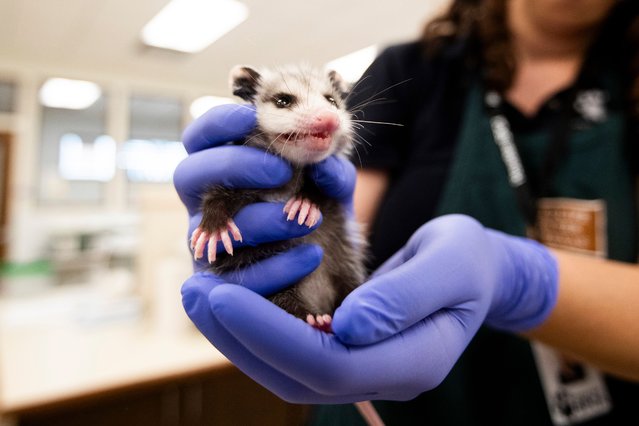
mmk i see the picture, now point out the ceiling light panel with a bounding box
[39,78,102,110]
[141,0,249,53]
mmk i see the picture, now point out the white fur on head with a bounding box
[229,64,353,165]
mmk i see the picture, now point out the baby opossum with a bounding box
[191,64,384,426]
[191,64,367,330]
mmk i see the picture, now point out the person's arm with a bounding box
[353,169,390,235]
[355,166,639,382]
[525,251,639,382]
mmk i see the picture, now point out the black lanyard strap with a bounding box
[484,89,578,227]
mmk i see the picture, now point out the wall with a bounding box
[0,60,219,264]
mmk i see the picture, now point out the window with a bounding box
[58,133,116,181]
[38,90,110,203]
[122,95,186,200]
[0,81,16,113]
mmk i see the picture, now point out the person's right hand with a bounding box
[173,103,323,280]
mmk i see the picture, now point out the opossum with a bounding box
[191,64,366,330]
[190,64,384,426]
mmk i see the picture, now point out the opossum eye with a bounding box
[273,93,295,108]
[324,95,338,107]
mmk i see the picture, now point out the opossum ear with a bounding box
[230,66,261,102]
[327,70,350,99]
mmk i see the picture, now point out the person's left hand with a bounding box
[182,215,558,404]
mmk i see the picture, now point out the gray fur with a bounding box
[199,65,366,320]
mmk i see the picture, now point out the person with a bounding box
[174,0,639,424]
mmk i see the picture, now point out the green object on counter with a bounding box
[0,260,53,278]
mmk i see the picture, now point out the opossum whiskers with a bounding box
[346,74,372,98]
[243,130,269,146]
[350,141,365,168]
[266,130,291,155]
[278,70,295,100]
[348,98,395,117]
[346,78,412,122]
[351,118,404,127]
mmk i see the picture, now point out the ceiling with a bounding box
[0,0,449,95]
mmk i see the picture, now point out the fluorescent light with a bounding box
[325,45,379,83]
[190,95,235,119]
[39,78,102,110]
[141,0,249,53]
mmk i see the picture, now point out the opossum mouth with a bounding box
[282,131,333,151]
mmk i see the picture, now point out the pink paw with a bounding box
[190,219,242,263]
[283,196,320,227]
[306,314,333,333]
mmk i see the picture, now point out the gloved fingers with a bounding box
[368,247,406,279]
[307,155,356,205]
[218,244,323,296]
[181,274,335,403]
[207,284,462,400]
[174,145,292,214]
[332,242,488,346]
[193,307,382,404]
[181,272,227,339]
[232,202,323,245]
[188,202,324,270]
[182,104,256,154]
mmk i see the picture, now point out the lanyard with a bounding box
[484,89,578,227]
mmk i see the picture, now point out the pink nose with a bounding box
[310,111,339,134]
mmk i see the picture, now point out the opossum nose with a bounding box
[311,111,339,134]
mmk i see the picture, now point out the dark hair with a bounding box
[422,0,513,92]
[422,0,639,112]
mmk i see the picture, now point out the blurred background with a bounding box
[0,1,448,424]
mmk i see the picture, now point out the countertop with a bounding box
[0,286,229,415]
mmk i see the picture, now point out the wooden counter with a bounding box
[0,321,228,415]
[0,294,307,426]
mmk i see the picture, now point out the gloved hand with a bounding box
[173,103,355,275]
[181,214,558,403]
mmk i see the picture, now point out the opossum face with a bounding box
[230,65,352,165]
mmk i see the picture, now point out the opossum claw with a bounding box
[193,229,208,260]
[284,196,321,227]
[305,205,321,228]
[306,313,333,333]
[219,230,234,256]
[190,227,203,250]
[206,232,218,263]
[285,197,303,221]
[298,199,312,225]
[227,219,243,242]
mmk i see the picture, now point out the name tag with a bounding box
[534,198,607,257]
[530,198,612,425]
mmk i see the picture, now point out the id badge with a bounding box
[530,198,612,425]
[531,343,612,425]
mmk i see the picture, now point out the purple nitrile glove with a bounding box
[174,103,356,272]
[307,155,357,214]
[174,103,317,274]
[181,214,558,404]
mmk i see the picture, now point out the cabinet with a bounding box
[16,367,308,426]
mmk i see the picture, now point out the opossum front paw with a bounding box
[190,219,242,263]
[283,197,321,227]
[306,313,333,333]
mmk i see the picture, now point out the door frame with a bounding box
[0,132,11,261]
